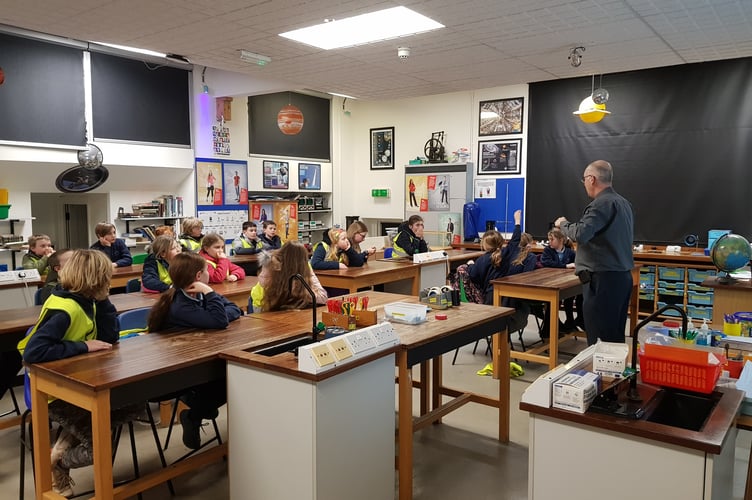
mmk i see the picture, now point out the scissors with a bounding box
[342,302,352,315]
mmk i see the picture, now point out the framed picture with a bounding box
[370,126,394,170]
[478,139,522,175]
[298,162,321,190]
[262,160,289,189]
[479,97,524,136]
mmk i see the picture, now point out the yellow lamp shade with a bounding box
[573,96,610,123]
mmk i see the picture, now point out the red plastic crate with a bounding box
[638,344,721,394]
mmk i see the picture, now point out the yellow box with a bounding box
[0,189,7,205]
[724,322,742,336]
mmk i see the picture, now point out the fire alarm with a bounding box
[397,47,410,59]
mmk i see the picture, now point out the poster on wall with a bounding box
[298,162,321,190]
[250,201,298,244]
[196,160,223,205]
[197,209,247,241]
[438,212,462,246]
[405,176,428,212]
[223,165,248,205]
[263,160,289,189]
[212,125,231,155]
[475,179,497,199]
[427,175,450,211]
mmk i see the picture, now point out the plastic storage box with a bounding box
[639,344,722,394]
[658,267,685,281]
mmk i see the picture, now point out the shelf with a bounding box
[298,209,331,214]
[298,228,327,234]
[117,216,182,221]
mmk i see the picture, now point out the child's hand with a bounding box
[227,274,238,282]
[186,281,214,294]
[566,263,575,269]
[514,210,522,224]
[85,340,113,352]
[339,263,348,269]
[216,249,227,259]
[45,247,56,257]
[367,246,377,256]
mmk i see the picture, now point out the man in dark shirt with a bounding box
[555,160,634,344]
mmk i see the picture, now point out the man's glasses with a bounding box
[581,174,594,184]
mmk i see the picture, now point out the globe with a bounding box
[710,233,752,278]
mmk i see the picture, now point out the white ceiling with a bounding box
[2,0,752,100]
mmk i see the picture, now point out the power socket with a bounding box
[310,344,335,367]
[329,338,353,361]
[370,323,399,346]
[345,331,376,354]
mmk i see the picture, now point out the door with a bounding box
[64,204,89,249]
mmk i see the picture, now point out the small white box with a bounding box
[384,302,427,325]
[593,342,629,378]
[552,370,601,413]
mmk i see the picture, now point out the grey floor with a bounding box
[2,322,751,499]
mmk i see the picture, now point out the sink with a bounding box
[645,389,720,431]
[251,336,316,357]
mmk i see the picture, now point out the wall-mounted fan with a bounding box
[683,234,699,247]
[56,144,109,193]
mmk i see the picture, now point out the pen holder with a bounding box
[419,288,452,309]
[322,310,377,330]
[724,322,742,336]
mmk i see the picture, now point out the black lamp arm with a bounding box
[288,273,321,342]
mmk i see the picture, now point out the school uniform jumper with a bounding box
[141,253,172,293]
[90,239,133,267]
[199,250,246,284]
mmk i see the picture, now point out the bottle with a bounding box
[700,318,709,332]
[687,316,695,330]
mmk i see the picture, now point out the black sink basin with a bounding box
[251,337,316,357]
[645,389,720,432]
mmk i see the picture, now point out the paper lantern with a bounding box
[573,96,610,123]
[277,104,304,135]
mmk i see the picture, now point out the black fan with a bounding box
[424,131,445,163]
[56,165,109,193]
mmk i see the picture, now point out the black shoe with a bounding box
[574,317,585,331]
[180,410,202,450]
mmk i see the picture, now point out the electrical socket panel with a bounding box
[344,332,376,354]
[329,338,353,361]
[369,323,399,346]
[310,344,335,367]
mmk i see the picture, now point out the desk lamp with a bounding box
[288,273,323,342]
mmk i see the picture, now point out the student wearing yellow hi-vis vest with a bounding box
[232,221,262,255]
[141,235,182,293]
[17,250,137,498]
[310,228,362,270]
[179,217,204,253]
[199,233,246,283]
[392,215,429,258]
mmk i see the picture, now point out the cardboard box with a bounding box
[552,370,601,413]
[593,342,629,377]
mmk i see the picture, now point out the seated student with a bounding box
[248,253,271,313]
[90,222,132,267]
[141,235,182,293]
[504,231,539,276]
[154,225,175,238]
[346,220,377,265]
[147,252,242,450]
[18,250,138,497]
[311,228,361,270]
[38,248,73,304]
[258,220,282,251]
[232,221,262,255]
[199,233,246,283]
[178,217,204,253]
[262,241,327,310]
[22,234,55,274]
[541,227,584,332]
[392,215,429,258]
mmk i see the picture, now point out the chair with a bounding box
[33,288,45,306]
[125,278,141,293]
[118,307,151,336]
[132,253,148,265]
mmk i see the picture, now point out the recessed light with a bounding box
[279,6,444,50]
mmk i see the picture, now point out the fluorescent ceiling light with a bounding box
[279,6,444,50]
[93,41,167,58]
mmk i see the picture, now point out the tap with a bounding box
[628,303,688,400]
[288,273,322,342]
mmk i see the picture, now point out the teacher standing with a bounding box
[555,160,634,345]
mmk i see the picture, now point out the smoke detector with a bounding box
[397,47,410,59]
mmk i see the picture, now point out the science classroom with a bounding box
[1,3,752,499]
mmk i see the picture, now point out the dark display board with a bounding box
[526,58,752,245]
[91,52,190,146]
[248,92,331,160]
[0,33,86,146]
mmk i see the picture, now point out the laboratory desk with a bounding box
[521,386,743,500]
[491,267,640,370]
[315,259,421,294]
[27,316,312,500]
[207,277,257,309]
[110,264,144,288]
[702,276,752,322]
[246,291,515,500]
[229,253,260,276]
